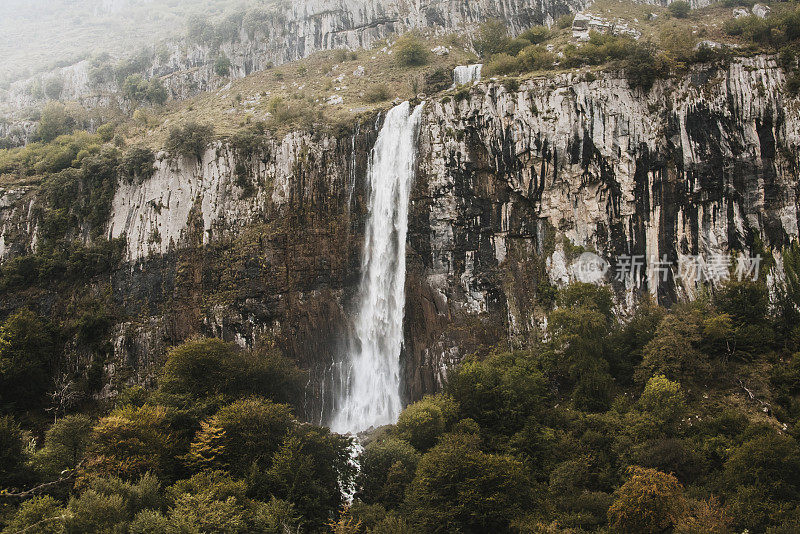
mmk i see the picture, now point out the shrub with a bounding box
[668,1,691,18]
[2,496,66,534]
[0,309,56,409]
[146,78,168,105]
[474,20,511,58]
[395,394,458,451]
[484,53,522,76]
[266,425,355,529]
[0,415,25,484]
[364,83,392,103]
[636,374,687,432]
[251,497,301,533]
[395,35,430,67]
[447,351,547,434]
[66,490,128,533]
[185,397,294,475]
[357,438,420,507]
[557,14,575,29]
[158,338,304,407]
[129,510,171,533]
[520,25,550,44]
[404,433,533,533]
[518,45,555,70]
[639,312,709,381]
[214,54,232,77]
[86,404,175,480]
[119,145,156,183]
[37,101,77,142]
[165,121,214,160]
[625,45,670,91]
[33,414,93,476]
[97,122,115,142]
[608,467,686,534]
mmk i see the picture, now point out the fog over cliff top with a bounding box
[0,0,274,84]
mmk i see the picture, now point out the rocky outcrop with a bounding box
[2,56,798,422]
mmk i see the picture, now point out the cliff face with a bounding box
[0,0,584,137]
[1,57,798,422]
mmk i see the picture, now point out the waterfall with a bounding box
[453,64,483,87]
[330,101,425,434]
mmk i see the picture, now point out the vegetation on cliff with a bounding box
[1,272,800,532]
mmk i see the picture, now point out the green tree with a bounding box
[214,54,232,77]
[474,20,511,58]
[723,433,800,501]
[165,122,214,160]
[65,490,128,534]
[37,101,76,143]
[0,415,25,485]
[266,425,354,529]
[158,338,303,408]
[86,404,175,480]
[33,413,93,476]
[447,350,547,434]
[187,397,294,476]
[357,438,420,508]
[608,467,686,534]
[636,374,687,433]
[1,495,66,534]
[395,35,429,67]
[639,311,709,382]
[394,394,458,451]
[0,309,56,409]
[404,433,533,532]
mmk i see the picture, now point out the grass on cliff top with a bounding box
[125,34,476,149]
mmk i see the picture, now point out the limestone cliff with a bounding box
[0,0,583,138]
[1,56,798,422]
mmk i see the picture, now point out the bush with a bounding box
[668,1,691,18]
[86,404,175,480]
[33,414,93,476]
[395,35,430,67]
[266,425,355,529]
[129,509,171,533]
[158,338,304,408]
[608,467,686,534]
[66,490,128,533]
[557,14,575,29]
[37,101,77,142]
[214,54,232,77]
[0,415,25,484]
[636,375,687,433]
[122,75,167,105]
[185,397,294,475]
[357,438,420,507]
[639,309,711,381]
[119,145,156,183]
[251,497,301,533]
[484,53,522,76]
[364,83,392,103]
[404,433,533,532]
[165,121,214,160]
[518,45,555,70]
[474,20,511,58]
[0,309,56,409]
[520,25,550,44]
[2,496,66,534]
[395,394,459,451]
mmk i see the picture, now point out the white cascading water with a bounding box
[330,101,425,434]
[453,64,483,87]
